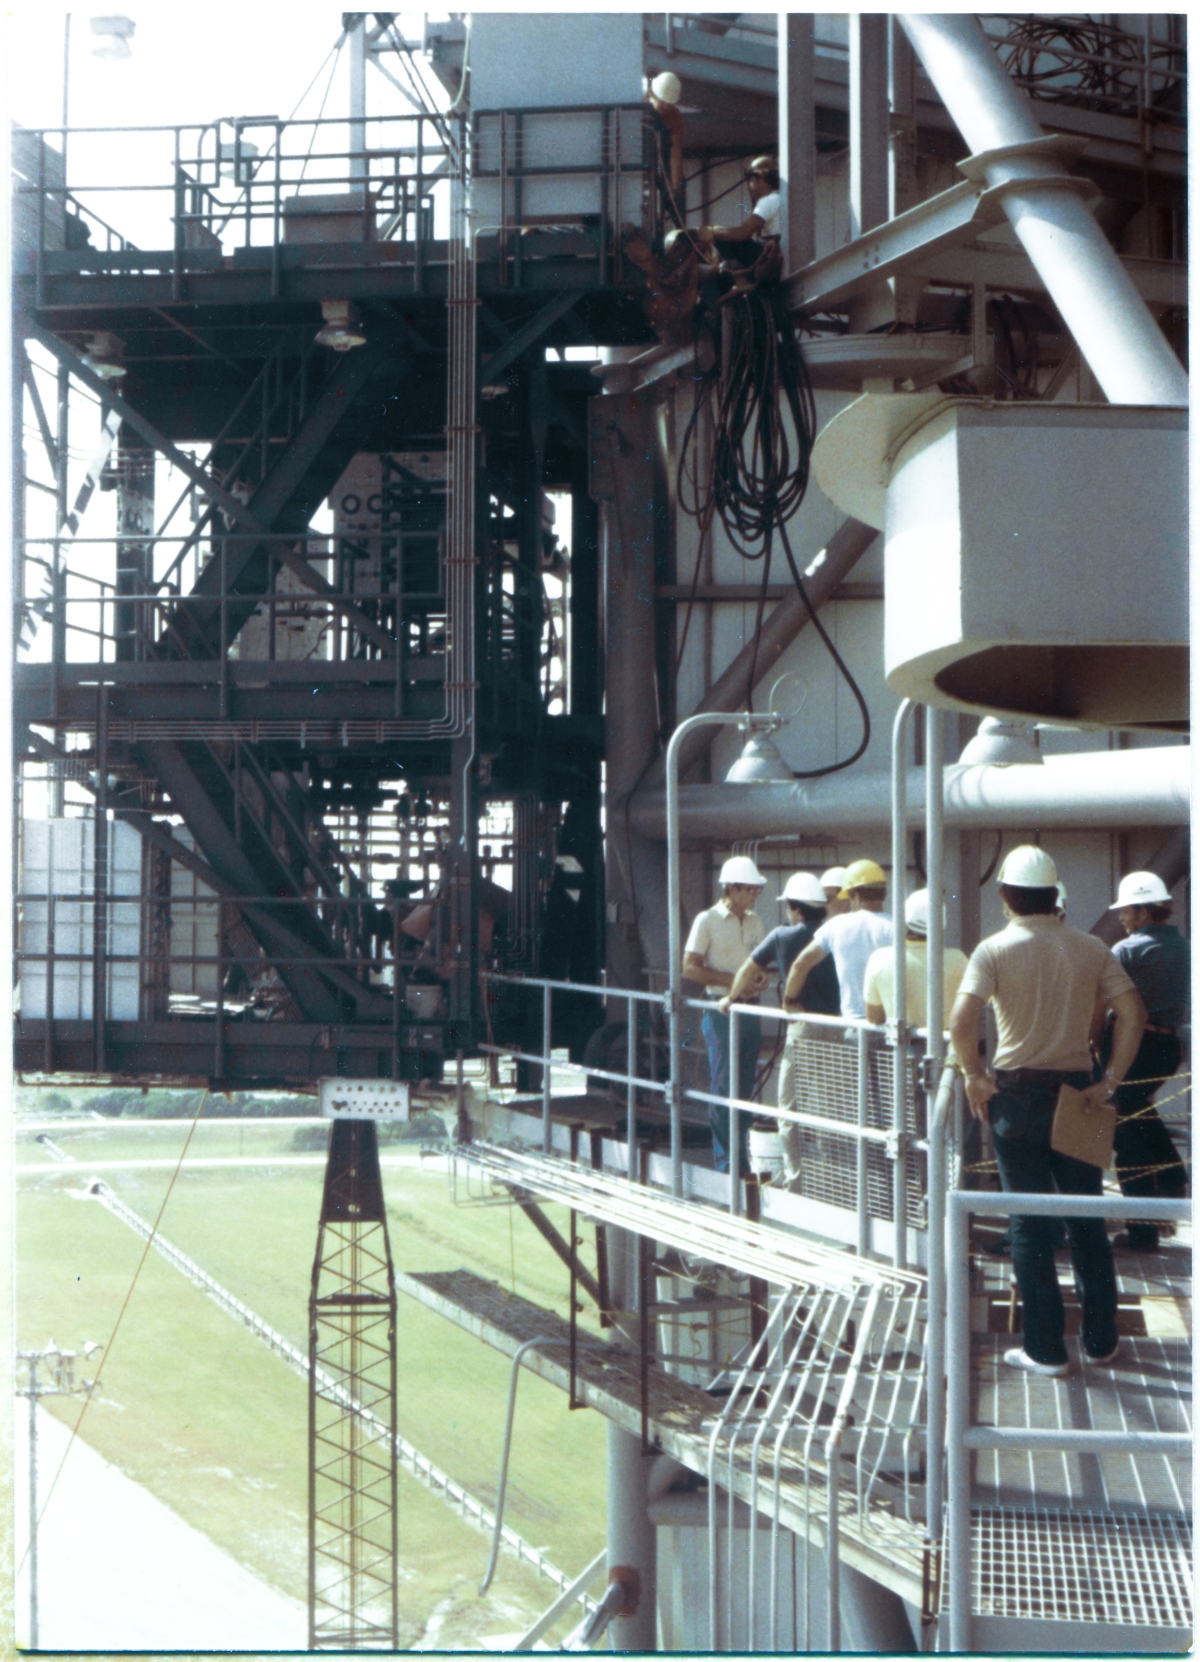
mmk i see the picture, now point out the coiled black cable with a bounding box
[676,281,871,777]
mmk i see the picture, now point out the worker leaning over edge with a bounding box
[863,888,969,1028]
[783,859,893,1021]
[1101,871,1190,1252]
[683,856,765,1175]
[719,871,839,1183]
[948,846,1145,1377]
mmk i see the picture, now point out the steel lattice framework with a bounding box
[308,1119,399,1650]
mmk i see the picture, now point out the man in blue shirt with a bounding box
[1103,872,1190,1251]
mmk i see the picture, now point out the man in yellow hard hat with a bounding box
[782,858,893,1020]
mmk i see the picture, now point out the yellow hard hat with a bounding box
[839,858,887,897]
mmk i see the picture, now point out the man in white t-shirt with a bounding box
[684,856,766,1173]
[697,156,781,295]
[782,859,893,1021]
[864,889,969,1029]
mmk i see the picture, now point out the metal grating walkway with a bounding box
[971,1505,1192,1630]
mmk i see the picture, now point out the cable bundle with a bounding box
[676,287,871,776]
[678,284,816,559]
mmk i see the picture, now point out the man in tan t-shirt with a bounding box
[949,846,1144,1378]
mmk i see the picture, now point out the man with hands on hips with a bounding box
[948,845,1145,1378]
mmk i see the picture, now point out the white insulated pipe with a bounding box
[630,746,1190,841]
[900,14,1188,408]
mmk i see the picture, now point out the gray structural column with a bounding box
[777,12,815,271]
[115,426,153,661]
[899,14,1187,407]
[589,387,669,987]
[604,1226,657,1651]
[848,12,893,332]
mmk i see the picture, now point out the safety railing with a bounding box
[479,968,935,1268]
[981,13,1186,127]
[14,112,460,289]
[944,1189,1192,1650]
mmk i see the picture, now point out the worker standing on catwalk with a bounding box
[683,857,766,1174]
[863,889,969,1028]
[783,859,893,1020]
[1101,872,1190,1252]
[948,846,1145,1376]
[719,872,839,1182]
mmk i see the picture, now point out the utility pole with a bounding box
[347,13,367,185]
[16,1340,102,1648]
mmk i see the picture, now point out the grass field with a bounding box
[17,1116,611,1649]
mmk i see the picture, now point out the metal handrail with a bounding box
[944,1188,1192,1651]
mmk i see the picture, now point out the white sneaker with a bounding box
[1003,1347,1069,1378]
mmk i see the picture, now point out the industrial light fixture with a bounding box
[89,15,135,59]
[724,731,793,783]
[958,715,1044,767]
[80,330,127,380]
[314,299,368,352]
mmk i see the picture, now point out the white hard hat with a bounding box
[997,845,1058,887]
[905,889,930,934]
[820,866,849,893]
[782,872,826,906]
[650,71,682,104]
[1055,881,1068,912]
[720,855,765,887]
[1110,871,1171,909]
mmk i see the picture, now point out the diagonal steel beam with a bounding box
[480,291,586,384]
[511,1194,604,1310]
[21,355,59,478]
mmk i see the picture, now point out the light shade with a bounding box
[958,716,1044,768]
[314,299,367,352]
[724,733,794,784]
[90,15,135,58]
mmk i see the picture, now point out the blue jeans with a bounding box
[702,1008,762,1174]
[989,1070,1118,1365]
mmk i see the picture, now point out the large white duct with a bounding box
[899,14,1187,408]
[630,747,1189,842]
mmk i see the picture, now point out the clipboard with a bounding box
[1050,1082,1116,1169]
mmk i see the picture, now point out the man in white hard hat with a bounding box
[783,859,893,1021]
[647,71,685,193]
[821,867,851,919]
[683,856,766,1173]
[863,889,969,1029]
[1098,872,1190,1251]
[718,872,839,1183]
[949,845,1145,1377]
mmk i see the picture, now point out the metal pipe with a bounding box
[899,14,1187,408]
[666,710,779,1198]
[541,982,552,1154]
[924,706,945,1062]
[348,15,367,185]
[632,744,1192,841]
[923,1065,956,1562]
[778,13,815,272]
[890,701,914,1269]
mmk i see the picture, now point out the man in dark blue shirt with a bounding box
[721,872,839,1181]
[1103,871,1190,1251]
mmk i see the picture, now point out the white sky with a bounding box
[5,6,433,134]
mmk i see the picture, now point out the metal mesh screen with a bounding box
[970,1506,1193,1628]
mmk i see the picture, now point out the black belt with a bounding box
[995,1067,1089,1084]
